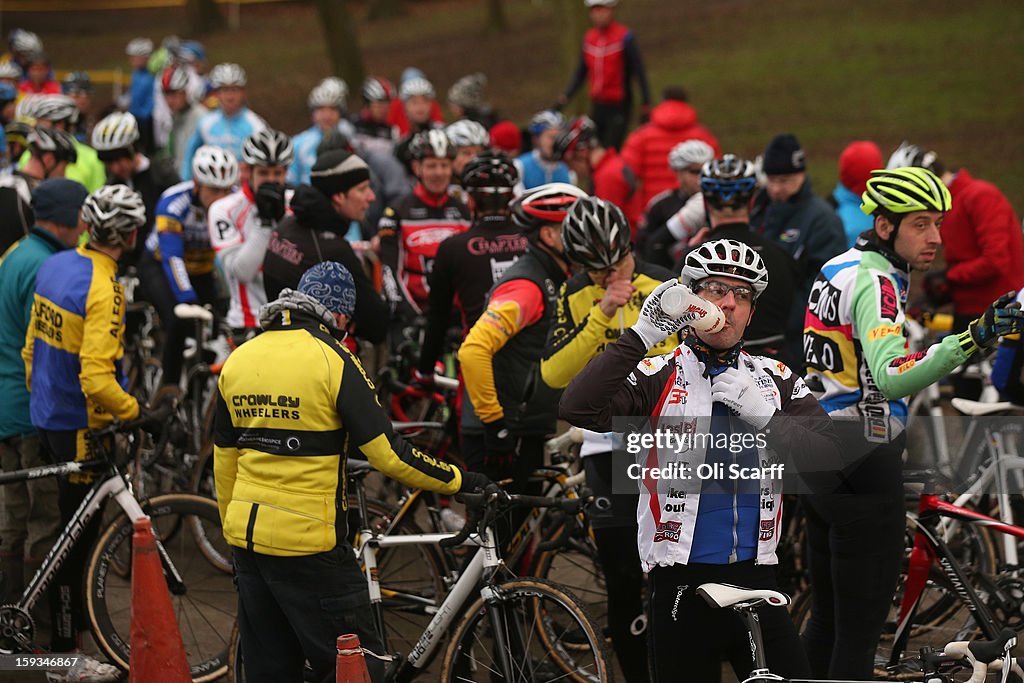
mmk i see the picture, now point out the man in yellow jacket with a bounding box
[214,261,490,683]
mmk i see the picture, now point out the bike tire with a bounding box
[85,493,234,682]
[440,577,613,683]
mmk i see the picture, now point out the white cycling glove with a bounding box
[711,366,777,430]
[632,279,686,351]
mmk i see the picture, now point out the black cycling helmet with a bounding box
[561,197,631,270]
[241,128,294,167]
[700,154,757,211]
[510,182,589,236]
[552,116,599,161]
[461,151,518,214]
[28,126,77,164]
[409,129,456,161]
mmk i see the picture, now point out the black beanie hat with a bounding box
[762,133,806,175]
[310,150,370,197]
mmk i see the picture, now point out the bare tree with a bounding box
[367,0,403,21]
[186,0,226,34]
[314,0,366,88]
[486,0,507,32]
[554,0,588,112]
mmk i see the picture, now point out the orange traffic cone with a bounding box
[336,634,372,683]
[129,517,191,683]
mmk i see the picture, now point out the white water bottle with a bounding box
[660,284,726,333]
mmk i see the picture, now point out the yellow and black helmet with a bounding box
[860,166,951,216]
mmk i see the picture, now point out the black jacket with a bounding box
[263,185,388,344]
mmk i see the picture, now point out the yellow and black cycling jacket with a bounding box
[213,311,462,557]
[22,244,139,458]
[541,258,677,389]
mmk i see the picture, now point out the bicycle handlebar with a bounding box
[940,628,1022,683]
[87,403,175,440]
[439,488,586,548]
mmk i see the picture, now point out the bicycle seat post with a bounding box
[734,603,772,679]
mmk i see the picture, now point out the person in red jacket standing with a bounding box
[621,86,720,212]
[888,141,1024,398]
[554,115,639,234]
[556,0,651,151]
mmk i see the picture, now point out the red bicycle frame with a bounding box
[889,493,1024,665]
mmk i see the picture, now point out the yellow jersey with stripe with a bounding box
[213,311,462,556]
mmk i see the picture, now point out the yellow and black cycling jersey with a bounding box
[213,311,462,557]
[541,257,678,390]
[22,244,139,459]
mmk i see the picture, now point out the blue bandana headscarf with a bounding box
[297,261,356,318]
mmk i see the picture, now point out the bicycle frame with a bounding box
[356,516,501,682]
[0,460,155,647]
[889,493,1024,666]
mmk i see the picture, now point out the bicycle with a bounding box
[0,413,235,682]
[699,582,1023,683]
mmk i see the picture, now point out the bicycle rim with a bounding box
[85,494,234,682]
[441,578,612,683]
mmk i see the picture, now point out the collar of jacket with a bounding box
[290,184,345,232]
[414,182,450,208]
[682,328,742,378]
[28,224,68,253]
[854,230,911,276]
[259,288,344,336]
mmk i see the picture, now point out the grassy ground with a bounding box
[13,0,1023,205]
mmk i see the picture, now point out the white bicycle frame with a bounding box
[356,524,501,672]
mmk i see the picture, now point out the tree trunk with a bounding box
[186,0,226,34]
[485,0,507,32]
[554,0,588,113]
[367,0,403,21]
[313,0,366,89]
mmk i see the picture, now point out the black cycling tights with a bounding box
[648,561,810,683]
[801,488,905,678]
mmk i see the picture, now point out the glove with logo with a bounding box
[458,469,493,494]
[255,182,287,226]
[967,291,1024,349]
[631,279,686,350]
[711,366,777,430]
[483,418,517,470]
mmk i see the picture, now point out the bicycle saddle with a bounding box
[347,458,374,479]
[951,397,1018,416]
[696,583,790,609]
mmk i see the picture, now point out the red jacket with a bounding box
[592,148,639,237]
[387,97,445,137]
[583,22,631,104]
[18,80,60,96]
[621,100,720,211]
[943,169,1024,315]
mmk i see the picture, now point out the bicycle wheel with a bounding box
[530,526,608,648]
[85,493,234,682]
[440,577,612,683]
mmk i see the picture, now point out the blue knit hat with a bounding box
[297,261,356,318]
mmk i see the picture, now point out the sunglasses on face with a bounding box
[695,280,755,303]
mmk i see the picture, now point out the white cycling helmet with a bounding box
[399,76,435,101]
[192,145,239,189]
[92,112,140,152]
[886,141,941,175]
[209,62,247,88]
[308,77,347,110]
[241,128,293,166]
[0,60,22,80]
[668,139,715,171]
[9,30,42,56]
[31,95,78,124]
[125,37,153,57]
[82,185,147,247]
[584,0,618,6]
[681,238,768,296]
[445,119,489,148]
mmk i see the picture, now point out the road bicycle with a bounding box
[699,582,1023,683]
[0,414,235,682]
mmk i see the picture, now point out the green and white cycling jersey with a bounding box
[803,240,977,442]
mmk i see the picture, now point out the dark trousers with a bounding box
[648,560,809,682]
[591,101,631,151]
[801,490,905,678]
[233,545,386,683]
[138,253,218,387]
[585,452,648,683]
[37,429,103,653]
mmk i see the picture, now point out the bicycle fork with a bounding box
[112,479,186,594]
